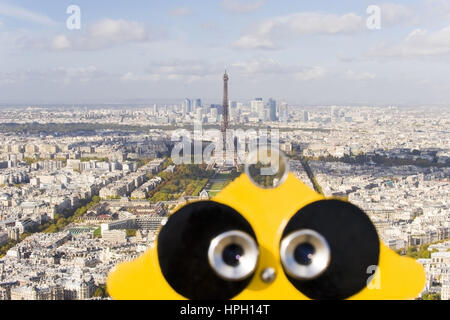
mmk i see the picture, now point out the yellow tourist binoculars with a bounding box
[107,166,425,300]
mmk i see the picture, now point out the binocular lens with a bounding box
[294,243,316,266]
[222,244,244,267]
[208,230,259,281]
[280,230,331,280]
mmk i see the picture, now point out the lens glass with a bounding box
[222,244,244,267]
[245,148,289,189]
[294,242,315,266]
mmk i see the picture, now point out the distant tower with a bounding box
[268,98,277,121]
[221,71,230,151]
[221,71,229,134]
[217,70,238,169]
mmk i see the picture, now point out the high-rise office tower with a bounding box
[279,102,288,122]
[195,99,202,110]
[196,108,203,122]
[251,98,265,120]
[304,111,309,122]
[251,98,263,113]
[268,98,277,121]
[211,107,218,119]
[183,99,192,115]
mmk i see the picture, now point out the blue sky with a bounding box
[1,0,450,106]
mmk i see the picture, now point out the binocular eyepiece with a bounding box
[208,230,259,281]
[280,229,331,280]
[207,229,331,283]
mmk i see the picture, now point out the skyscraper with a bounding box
[304,111,309,122]
[279,101,288,122]
[183,99,192,116]
[251,98,265,121]
[268,98,277,121]
[194,99,202,110]
[251,98,263,113]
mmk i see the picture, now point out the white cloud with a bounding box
[233,12,364,49]
[222,0,264,14]
[233,35,276,50]
[121,58,326,83]
[0,66,107,86]
[345,70,376,80]
[169,7,192,17]
[0,3,56,26]
[0,70,44,84]
[122,60,220,83]
[379,3,414,26]
[231,58,284,74]
[368,26,450,57]
[53,66,102,81]
[231,58,326,80]
[0,72,17,85]
[50,19,161,51]
[149,60,221,76]
[295,67,327,81]
[86,19,149,45]
[121,72,160,82]
[52,35,71,50]
[423,0,450,20]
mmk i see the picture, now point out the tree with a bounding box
[93,287,104,298]
[56,218,68,229]
[93,228,101,238]
[126,229,137,237]
[406,246,418,258]
[20,233,32,241]
[44,224,58,234]
[422,293,441,300]
[0,240,19,258]
[93,285,109,298]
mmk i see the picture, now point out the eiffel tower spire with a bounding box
[221,70,229,135]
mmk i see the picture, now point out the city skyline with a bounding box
[1,1,450,105]
[0,1,449,302]
[0,104,448,300]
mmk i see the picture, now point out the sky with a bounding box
[1,0,450,106]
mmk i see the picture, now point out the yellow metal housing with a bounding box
[107,173,426,300]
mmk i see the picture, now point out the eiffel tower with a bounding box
[221,70,229,149]
[219,70,239,171]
